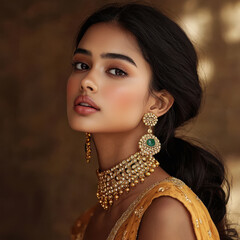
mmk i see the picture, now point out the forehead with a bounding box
[77,22,142,58]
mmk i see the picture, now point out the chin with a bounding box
[68,124,82,132]
[68,119,97,133]
[67,118,83,132]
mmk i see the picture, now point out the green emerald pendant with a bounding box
[146,138,155,147]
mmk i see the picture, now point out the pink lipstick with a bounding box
[73,95,100,116]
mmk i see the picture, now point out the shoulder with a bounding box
[137,196,197,240]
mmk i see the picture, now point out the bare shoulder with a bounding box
[137,196,197,240]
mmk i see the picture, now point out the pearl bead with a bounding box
[96,151,159,210]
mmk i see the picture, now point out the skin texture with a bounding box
[67,22,173,170]
[67,22,195,240]
[138,197,197,240]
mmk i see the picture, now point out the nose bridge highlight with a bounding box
[80,69,98,92]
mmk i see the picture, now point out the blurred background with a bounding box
[0,0,239,239]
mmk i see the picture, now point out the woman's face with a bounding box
[67,22,153,133]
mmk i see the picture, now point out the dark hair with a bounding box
[74,2,238,239]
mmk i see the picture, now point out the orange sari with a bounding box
[71,176,220,240]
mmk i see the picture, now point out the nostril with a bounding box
[87,86,94,91]
[80,80,97,92]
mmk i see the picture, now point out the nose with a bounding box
[80,74,98,93]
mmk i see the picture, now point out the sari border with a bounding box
[106,176,173,240]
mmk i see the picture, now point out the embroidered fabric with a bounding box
[71,176,220,240]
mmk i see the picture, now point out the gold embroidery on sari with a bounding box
[106,176,172,240]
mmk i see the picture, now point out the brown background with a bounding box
[1,0,239,239]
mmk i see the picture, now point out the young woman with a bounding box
[67,2,239,240]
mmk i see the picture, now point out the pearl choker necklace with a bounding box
[96,151,160,210]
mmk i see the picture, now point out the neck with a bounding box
[92,123,147,171]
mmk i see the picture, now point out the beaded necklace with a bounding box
[96,151,160,210]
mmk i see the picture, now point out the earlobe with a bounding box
[149,90,174,117]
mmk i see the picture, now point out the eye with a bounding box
[72,62,89,71]
[108,68,128,77]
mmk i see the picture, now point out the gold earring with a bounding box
[138,113,161,155]
[85,132,91,163]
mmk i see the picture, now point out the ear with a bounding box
[146,90,174,117]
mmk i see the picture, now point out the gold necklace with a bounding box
[96,151,160,210]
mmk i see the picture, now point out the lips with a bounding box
[74,95,100,110]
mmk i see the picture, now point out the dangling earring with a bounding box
[138,112,161,155]
[85,132,91,163]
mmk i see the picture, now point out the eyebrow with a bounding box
[73,48,137,67]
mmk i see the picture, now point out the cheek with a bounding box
[103,85,145,111]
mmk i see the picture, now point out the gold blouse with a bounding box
[71,176,220,240]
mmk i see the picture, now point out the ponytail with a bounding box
[156,137,239,239]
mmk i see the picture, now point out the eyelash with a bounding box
[71,61,128,78]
